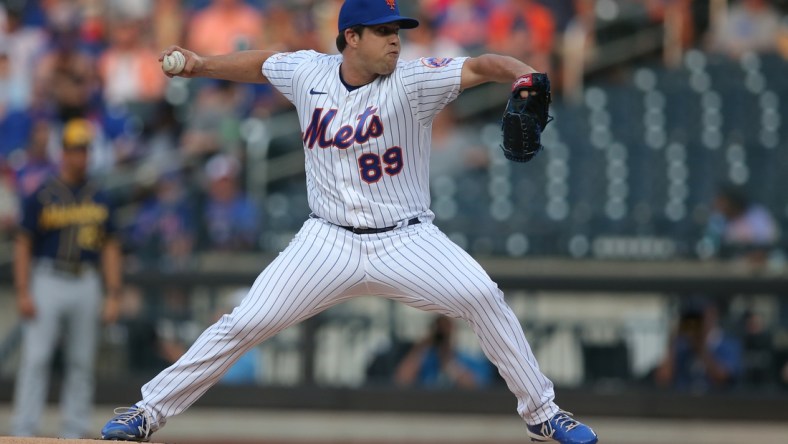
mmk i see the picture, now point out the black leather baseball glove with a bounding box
[501,73,553,163]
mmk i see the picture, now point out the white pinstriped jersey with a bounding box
[263,51,467,228]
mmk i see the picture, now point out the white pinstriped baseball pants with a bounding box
[138,218,559,429]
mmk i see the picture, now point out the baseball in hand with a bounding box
[162,50,186,74]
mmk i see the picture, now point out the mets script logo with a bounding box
[303,106,383,149]
[385,0,396,10]
[420,57,453,68]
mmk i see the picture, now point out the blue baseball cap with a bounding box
[338,0,419,32]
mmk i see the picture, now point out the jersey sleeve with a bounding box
[399,57,468,124]
[262,50,321,104]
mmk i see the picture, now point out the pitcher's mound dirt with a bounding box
[0,439,167,444]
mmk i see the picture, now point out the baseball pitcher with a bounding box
[101,1,594,443]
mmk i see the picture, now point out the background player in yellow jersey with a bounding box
[13,118,123,438]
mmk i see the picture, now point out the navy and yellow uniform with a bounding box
[12,118,122,439]
[21,178,116,273]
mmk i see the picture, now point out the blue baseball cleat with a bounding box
[526,410,598,444]
[100,405,153,441]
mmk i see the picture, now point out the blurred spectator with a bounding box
[708,0,782,58]
[186,0,266,55]
[14,119,57,198]
[127,171,196,270]
[34,24,98,122]
[429,0,491,54]
[654,302,743,391]
[180,80,246,158]
[0,109,36,163]
[199,154,261,252]
[77,2,109,56]
[394,315,494,389]
[488,0,556,72]
[702,184,780,265]
[97,17,166,107]
[0,5,48,159]
[400,14,466,61]
[0,4,48,112]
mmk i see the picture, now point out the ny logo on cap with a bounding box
[385,0,396,10]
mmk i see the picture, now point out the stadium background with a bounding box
[1,0,788,442]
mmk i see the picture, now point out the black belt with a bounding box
[40,259,95,277]
[340,218,420,235]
